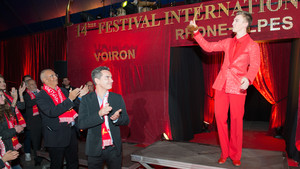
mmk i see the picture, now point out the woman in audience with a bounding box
[0,90,24,168]
[0,137,19,169]
[0,75,26,115]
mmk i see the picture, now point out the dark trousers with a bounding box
[30,118,42,159]
[24,129,31,153]
[88,146,122,169]
[47,128,78,169]
[11,157,21,168]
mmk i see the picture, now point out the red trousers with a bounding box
[215,89,246,160]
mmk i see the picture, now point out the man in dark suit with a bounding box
[36,69,88,169]
[23,79,43,166]
[78,66,129,169]
[21,75,33,162]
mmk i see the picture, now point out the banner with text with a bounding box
[67,0,299,144]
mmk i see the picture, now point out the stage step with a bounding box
[131,141,288,169]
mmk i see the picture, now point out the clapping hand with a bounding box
[19,83,26,94]
[68,88,81,101]
[10,88,18,99]
[18,83,26,99]
[14,125,24,133]
[110,109,122,121]
[2,150,19,162]
[98,103,112,117]
[79,85,89,98]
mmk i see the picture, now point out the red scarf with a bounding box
[4,114,22,151]
[42,84,78,124]
[97,91,113,149]
[26,89,40,116]
[3,92,26,128]
[0,138,11,169]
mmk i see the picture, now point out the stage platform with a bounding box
[131,141,288,169]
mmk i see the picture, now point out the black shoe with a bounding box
[34,161,41,166]
[34,157,43,166]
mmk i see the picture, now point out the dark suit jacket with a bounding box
[23,93,42,130]
[78,92,129,156]
[35,87,79,147]
[0,115,17,151]
[0,159,5,168]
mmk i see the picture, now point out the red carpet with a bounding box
[190,130,285,152]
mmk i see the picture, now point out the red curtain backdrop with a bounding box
[200,41,291,130]
[202,52,224,124]
[67,25,172,144]
[253,41,291,130]
[0,28,67,88]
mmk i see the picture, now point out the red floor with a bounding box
[190,130,285,152]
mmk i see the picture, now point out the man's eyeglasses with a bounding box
[49,74,58,78]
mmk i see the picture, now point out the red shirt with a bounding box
[194,31,260,95]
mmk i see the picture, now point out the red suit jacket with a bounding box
[194,32,261,95]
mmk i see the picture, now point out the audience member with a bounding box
[23,79,43,166]
[79,66,129,169]
[36,69,88,169]
[0,138,19,169]
[62,77,75,92]
[0,90,24,169]
[86,81,94,93]
[22,75,31,85]
[0,75,26,116]
[21,75,32,162]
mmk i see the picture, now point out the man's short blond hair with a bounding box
[236,11,252,28]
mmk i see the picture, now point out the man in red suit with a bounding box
[189,11,260,166]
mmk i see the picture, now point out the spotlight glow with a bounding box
[163,133,169,140]
[122,1,128,8]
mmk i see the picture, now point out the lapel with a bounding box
[107,93,113,118]
[108,93,112,105]
[91,92,101,112]
[61,88,68,98]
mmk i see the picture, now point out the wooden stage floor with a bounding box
[131,141,288,169]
